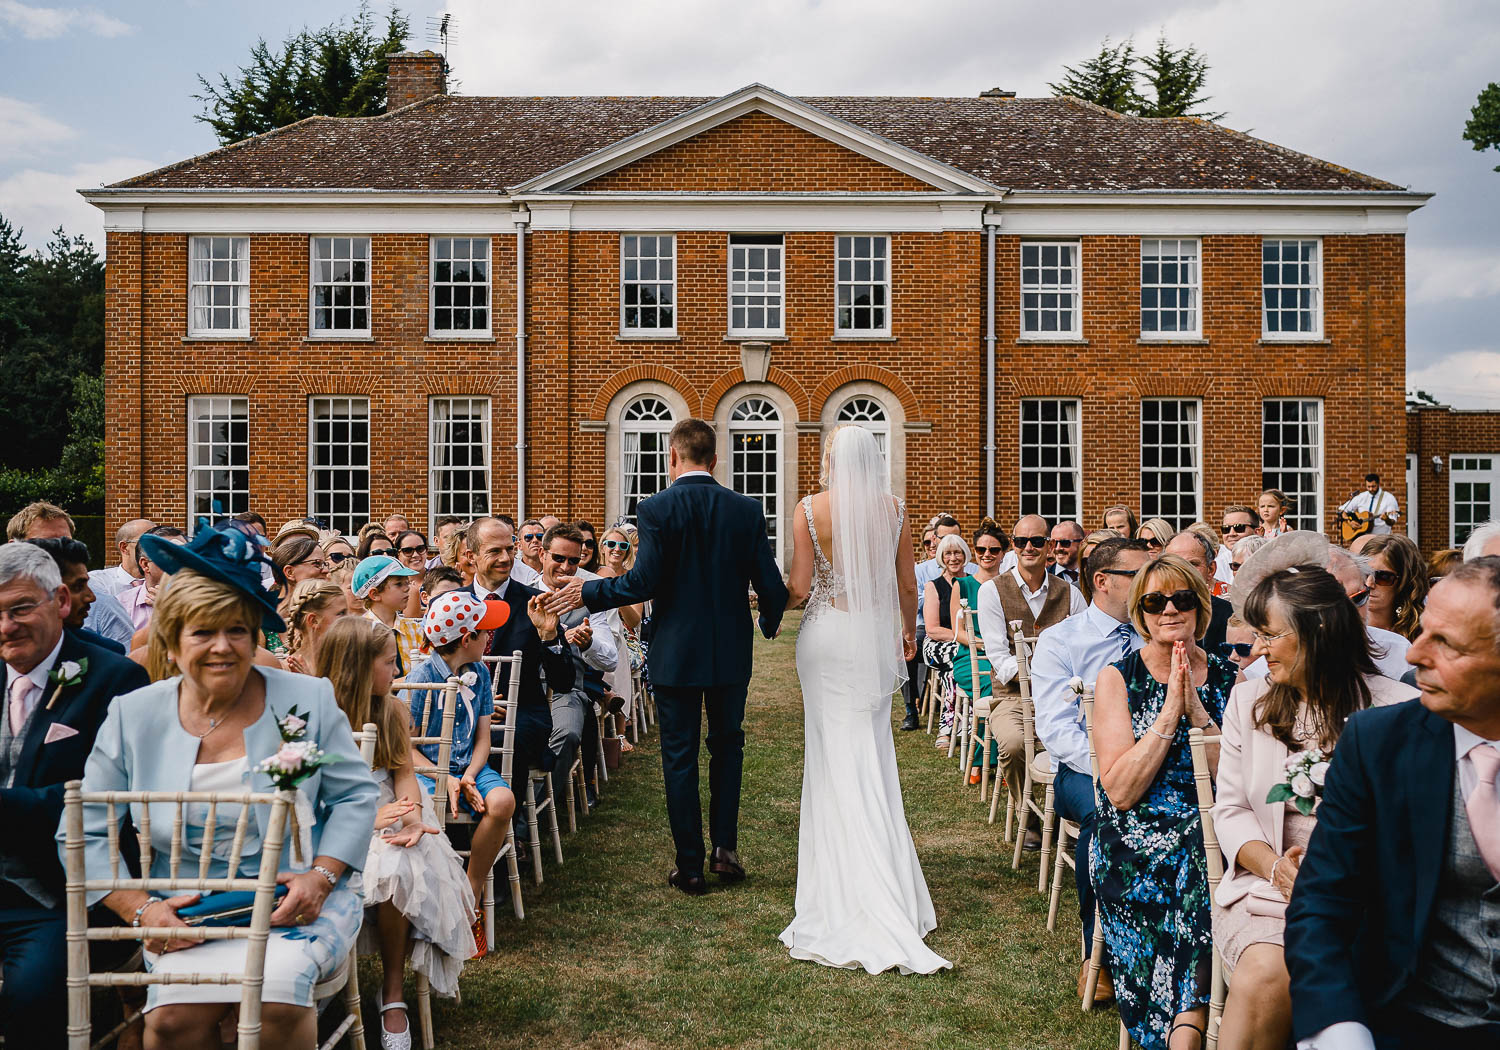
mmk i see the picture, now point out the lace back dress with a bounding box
[779,495,952,975]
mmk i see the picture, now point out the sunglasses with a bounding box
[922,538,937,548]
[1223,522,1255,534]
[1144,537,1164,549]
[1052,538,1074,548]
[1368,569,1399,587]
[1346,586,1371,608]
[1229,562,1243,573]
[369,547,395,557]
[548,552,582,567]
[327,551,351,565]
[1139,589,1200,616]
[583,538,597,549]
[397,545,427,557]
[1223,642,1255,658]
[1014,535,1048,549]
[1100,568,1139,578]
[521,532,544,544]
[975,545,1004,556]
[602,539,631,552]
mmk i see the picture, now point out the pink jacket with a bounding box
[1211,673,1417,910]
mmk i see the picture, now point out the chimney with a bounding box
[387,50,446,110]
[979,87,1017,98]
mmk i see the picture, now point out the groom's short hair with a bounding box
[669,418,716,466]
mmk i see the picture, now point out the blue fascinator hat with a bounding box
[137,525,286,633]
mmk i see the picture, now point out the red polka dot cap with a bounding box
[421,591,510,647]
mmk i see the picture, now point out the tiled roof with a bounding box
[110,94,1405,193]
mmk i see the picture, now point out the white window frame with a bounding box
[834,235,890,336]
[728,396,784,564]
[428,397,491,534]
[187,236,250,337]
[620,234,677,335]
[1019,398,1082,524]
[307,396,371,536]
[1261,238,1323,340]
[1261,398,1324,532]
[620,395,675,524]
[1140,398,1203,531]
[1449,455,1497,548]
[1020,240,1082,339]
[308,236,372,338]
[836,395,891,476]
[1139,238,1201,339]
[428,236,491,337]
[727,234,785,336]
[186,396,249,532]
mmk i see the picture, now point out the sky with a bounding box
[1,0,1497,404]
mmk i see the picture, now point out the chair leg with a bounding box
[925,676,936,734]
[1047,831,1071,931]
[1118,1022,1131,1049]
[525,786,545,886]
[484,869,495,950]
[1207,948,1225,1050]
[416,972,434,1050]
[979,718,992,802]
[505,845,525,920]
[342,952,367,1050]
[596,711,609,785]
[1037,786,1057,893]
[563,770,578,833]
[546,782,564,866]
[1082,907,1107,1012]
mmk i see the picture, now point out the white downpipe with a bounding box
[515,208,529,522]
[983,211,1001,520]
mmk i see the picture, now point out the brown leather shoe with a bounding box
[1077,959,1115,1004]
[668,868,708,896]
[709,846,746,882]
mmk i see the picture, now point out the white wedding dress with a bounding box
[778,472,951,975]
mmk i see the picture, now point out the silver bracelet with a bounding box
[1269,856,1285,885]
[1147,725,1175,741]
[131,896,163,927]
[311,864,339,887]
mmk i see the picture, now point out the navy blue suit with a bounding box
[0,632,148,1049]
[582,474,789,875]
[1285,700,1500,1048]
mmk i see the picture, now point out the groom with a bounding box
[549,418,789,895]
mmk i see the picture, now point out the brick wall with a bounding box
[1406,406,1500,551]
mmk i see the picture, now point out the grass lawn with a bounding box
[371,611,1121,1049]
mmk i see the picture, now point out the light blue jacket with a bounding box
[60,666,378,906]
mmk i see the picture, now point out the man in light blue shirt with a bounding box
[1029,535,1150,1002]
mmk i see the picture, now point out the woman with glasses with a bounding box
[576,520,601,573]
[1212,568,1414,1050]
[357,527,396,560]
[1136,517,1175,554]
[392,530,431,622]
[272,535,328,586]
[1229,536,1267,579]
[1093,553,1236,1050]
[952,519,1004,784]
[320,535,356,569]
[1257,490,1292,538]
[922,533,972,750]
[595,526,643,743]
[1357,533,1427,641]
[1104,505,1139,539]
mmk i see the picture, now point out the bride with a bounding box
[778,424,952,975]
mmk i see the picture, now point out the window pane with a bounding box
[1020,242,1081,336]
[187,396,250,530]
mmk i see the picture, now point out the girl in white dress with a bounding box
[778,425,952,976]
[318,617,476,1049]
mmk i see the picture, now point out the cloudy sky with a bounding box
[2,0,1496,403]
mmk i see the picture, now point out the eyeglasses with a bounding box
[1368,569,1399,587]
[1052,538,1074,548]
[1223,642,1255,658]
[922,538,937,548]
[1346,586,1371,608]
[1014,535,1048,549]
[0,598,48,625]
[326,552,351,565]
[521,532,544,544]
[602,539,631,552]
[1139,589,1200,616]
[1250,628,1293,646]
[296,558,329,572]
[1223,522,1255,535]
[975,545,1004,556]
[548,552,582,567]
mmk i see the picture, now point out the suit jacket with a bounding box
[469,579,574,709]
[581,475,789,688]
[1213,674,1417,911]
[2,631,148,902]
[1284,699,1460,1039]
[1201,594,1232,654]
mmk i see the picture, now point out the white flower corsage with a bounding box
[1266,748,1328,816]
[45,657,89,710]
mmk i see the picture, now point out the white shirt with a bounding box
[1338,488,1400,534]
[87,564,135,601]
[472,577,511,603]
[1213,545,1235,588]
[532,568,618,671]
[5,633,65,729]
[1029,604,1144,777]
[977,568,1086,687]
[674,470,713,481]
[510,561,542,588]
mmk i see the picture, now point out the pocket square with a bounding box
[44,723,80,744]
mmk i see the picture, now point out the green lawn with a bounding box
[372,612,1121,1048]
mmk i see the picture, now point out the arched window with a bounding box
[837,395,890,461]
[729,396,782,562]
[621,395,674,523]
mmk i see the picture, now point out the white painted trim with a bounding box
[619,233,678,337]
[995,204,1414,236]
[97,203,520,235]
[507,83,1001,195]
[428,235,494,338]
[1138,237,1203,341]
[833,234,892,337]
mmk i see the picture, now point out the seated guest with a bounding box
[328,558,361,617]
[1230,536,1267,578]
[1137,516,1175,554]
[357,526,396,560]
[954,519,1005,787]
[1166,529,1234,653]
[910,516,968,733]
[1258,490,1292,537]
[119,525,186,633]
[280,579,349,674]
[320,534,357,571]
[595,526,644,736]
[1187,523,1231,595]
[513,518,546,587]
[406,591,516,953]
[1217,506,1261,586]
[1428,547,1463,582]
[576,519,601,573]
[1050,520,1086,585]
[271,535,329,593]
[1461,519,1500,561]
[0,542,149,1049]
[1285,560,1500,1049]
[320,616,475,1040]
[27,536,133,652]
[89,518,155,600]
[392,530,431,619]
[1030,536,1151,1003]
[1212,568,1416,1050]
[383,514,410,546]
[439,526,476,588]
[1358,533,1428,642]
[1222,617,1261,678]
[69,527,376,1050]
[922,533,972,750]
[429,516,463,570]
[354,554,420,677]
[1092,553,1236,1048]
[5,500,74,541]
[1104,505,1139,539]
[1077,529,1120,603]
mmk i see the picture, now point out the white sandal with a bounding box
[379,1000,412,1050]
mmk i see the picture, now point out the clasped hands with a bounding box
[1159,639,1215,733]
[135,864,337,955]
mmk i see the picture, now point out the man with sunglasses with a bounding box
[1049,520,1087,585]
[909,516,973,732]
[976,514,1086,850]
[512,518,546,587]
[1029,536,1152,1004]
[1219,505,1261,588]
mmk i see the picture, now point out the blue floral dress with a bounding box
[1089,649,1233,1050]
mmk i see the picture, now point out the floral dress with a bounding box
[1089,649,1234,1050]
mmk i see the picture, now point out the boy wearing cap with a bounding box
[407,592,516,943]
[354,554,420,675]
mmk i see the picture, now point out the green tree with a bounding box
[1048,37,1142,115]
[194,2,410,146]
[1136,34,1225,120]
[1463,82,1500,171]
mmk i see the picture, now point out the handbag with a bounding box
[175,885,289,927]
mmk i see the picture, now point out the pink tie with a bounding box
[8,675,33,737]
[1467,744,1500,882]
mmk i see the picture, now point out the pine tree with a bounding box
[1463,82,1500,171]
[1136,34,1226,120]
[1049,34,1227,122]
[1048,37,1142,114]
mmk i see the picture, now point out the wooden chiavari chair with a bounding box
[1189,727,1227,1050]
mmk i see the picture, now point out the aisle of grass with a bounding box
[380,611,1118,1048]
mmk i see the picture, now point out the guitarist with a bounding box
[1338,472,1400,540]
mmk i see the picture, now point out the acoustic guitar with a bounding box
[1338,509,1395,544]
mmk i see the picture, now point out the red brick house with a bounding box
[85,54,1429,559]
[1405,402,1500,552]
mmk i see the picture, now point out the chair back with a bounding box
[1013,621,1040,763]
[61,783,295,1050]
[482,651,525,784]
[957,598,983,701]
[393,677,460,829]
[354,721,378,768]
[1080,682,1103,806]
[1188,727,1225,888]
